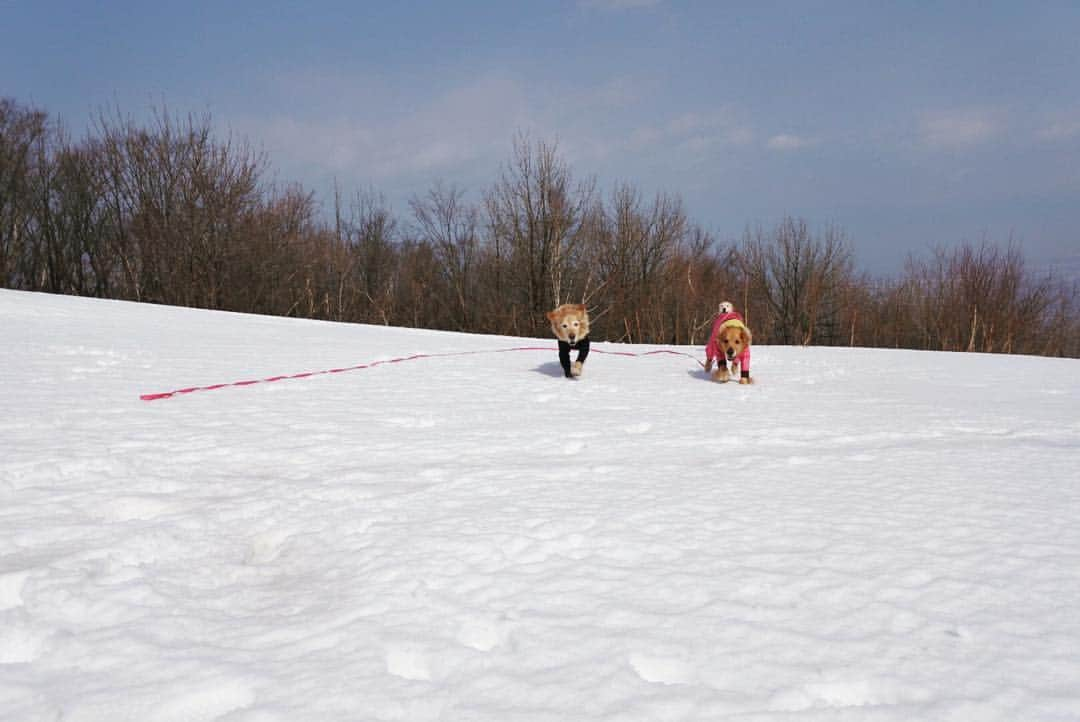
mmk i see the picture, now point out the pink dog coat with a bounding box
[705,311,750,373]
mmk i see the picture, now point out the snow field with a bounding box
[2,289,1080,721]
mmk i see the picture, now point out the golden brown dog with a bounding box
[546,304,591,378]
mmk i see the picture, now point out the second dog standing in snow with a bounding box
[704,301,752,384]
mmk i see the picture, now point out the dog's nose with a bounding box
[568,334,576,342]
[726,349,736,358]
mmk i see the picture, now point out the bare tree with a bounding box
[898,240,1058,354]
[335,188,398,324]
[32,134,119,296]
[484,134,595,334]
[741,218,853,345]
[583,183,689,342]
[0,98,49,288]
[234,183,317,316]
[410,181,480,331]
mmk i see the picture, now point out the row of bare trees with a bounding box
[2,97,1078,357]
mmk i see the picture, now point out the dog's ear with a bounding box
[741,327,752,345]
[573,304,586,313]
[545,310,557,321]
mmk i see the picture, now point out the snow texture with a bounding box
[2,288,1080,721]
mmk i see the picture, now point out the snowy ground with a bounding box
[2,289,1080,722]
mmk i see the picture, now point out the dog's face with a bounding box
[718,301,734,314]
[718,325,751,360]
[546,304,590,344]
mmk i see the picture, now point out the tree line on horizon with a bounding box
[2,97,1078,358]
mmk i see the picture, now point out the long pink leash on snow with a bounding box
[139,346,705,402]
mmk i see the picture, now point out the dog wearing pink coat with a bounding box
[704,301,752,384]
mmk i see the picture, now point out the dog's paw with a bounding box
[704,359,713,373]
[711,368,729,383]
[571,361,583,377]
[739,377,750,385]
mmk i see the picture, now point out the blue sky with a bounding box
[4,0,1079,275]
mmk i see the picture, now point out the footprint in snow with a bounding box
[385,643,433,681]
[561,440,586,455]
[629,652,695,685]
[456,617,507,652]
[0,569,31,611]
[770,678,905,711]
[383,416,436,429]
[0,625,48,664]
[244,528,295,565]
[146,678,257,721]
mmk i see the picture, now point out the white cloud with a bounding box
[1037,117,1080,142]
[235,66,755,204]
[570,108,754,165]
[666,113,711,135]
[579,0,663,10]
[242,71,536,187]
[766,133,814,151]
[592,76,644,109]
[919,109,1000,149]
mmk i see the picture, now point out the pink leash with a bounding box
[139,346,705,402]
